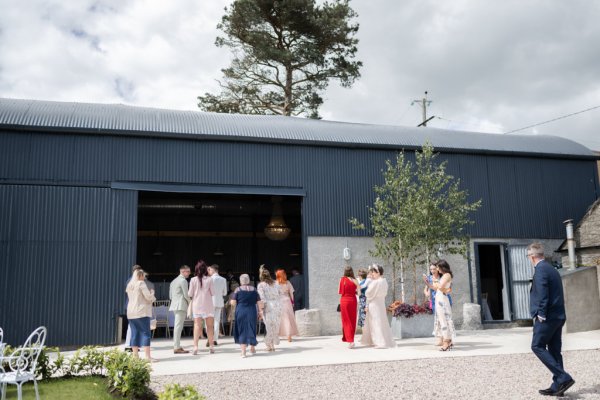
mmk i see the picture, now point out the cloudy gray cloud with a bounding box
[1,0,599,150]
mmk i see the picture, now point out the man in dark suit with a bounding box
[528,242,574,397]
[289,269,304,311]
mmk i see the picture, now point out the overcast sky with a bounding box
[1,0,599,150]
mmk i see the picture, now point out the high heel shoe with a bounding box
[192,348,198,355]
[440,340,452,351]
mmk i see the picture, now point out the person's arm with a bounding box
[188,278,195,299]
[423,284,430,298]
[221,278,228,297]
[532,268,549,320]
[437,274,451,294]
[288,281,295,302]
[354,279,360,296]
[230,288,239,306]
[140,281,156,303]
[182,279,191,303]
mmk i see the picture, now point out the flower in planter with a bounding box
[388,301,433,318]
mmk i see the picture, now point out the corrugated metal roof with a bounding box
[0,97,596,158]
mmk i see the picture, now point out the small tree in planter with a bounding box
[351,142,481,305]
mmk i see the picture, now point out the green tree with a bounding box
[198,0,362,119]
[351,143,482,304]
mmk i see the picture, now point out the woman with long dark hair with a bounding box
[188,260,215,355]
[339,266,360,348]
[423,259,455,351]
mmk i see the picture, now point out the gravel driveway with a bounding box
[151,349,600,399]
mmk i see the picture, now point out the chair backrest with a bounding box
[153,300,171,321]
[7,326,47,375]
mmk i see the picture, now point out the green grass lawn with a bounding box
[3,376,123,399]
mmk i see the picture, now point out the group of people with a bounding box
[338,260,456,351]
[124,261,302,360]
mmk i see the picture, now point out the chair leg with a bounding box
[17,383,23,400]
[34,379,40,400]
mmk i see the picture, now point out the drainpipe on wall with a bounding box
[564,219,576,270]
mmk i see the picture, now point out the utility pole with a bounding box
[411,91,432,127]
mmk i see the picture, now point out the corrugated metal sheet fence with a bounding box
[507,245,533,320]
[0,185,137,346]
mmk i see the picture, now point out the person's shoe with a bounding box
[173,348,190,354]
[124,347,132,353]
[556,379,575,396]
[538,387,554,396]
[213,341,218,346]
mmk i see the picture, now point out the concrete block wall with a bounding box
[307,236,472,335]
[562,266,600,333]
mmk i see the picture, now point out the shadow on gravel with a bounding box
[563,383,600,399]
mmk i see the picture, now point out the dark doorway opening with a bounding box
[477,244,507,321]
[136,191,302,300]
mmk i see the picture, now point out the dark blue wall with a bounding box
[0,130,597,345]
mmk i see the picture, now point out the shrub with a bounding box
[105,349,152,399]
[35,346,60,379]
[159,383,205,400]
[388,301,433,318]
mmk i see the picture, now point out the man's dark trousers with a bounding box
[531,318,571,391]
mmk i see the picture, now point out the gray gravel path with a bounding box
[151,349,600,400]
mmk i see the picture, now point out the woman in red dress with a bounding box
[339,266,360,348]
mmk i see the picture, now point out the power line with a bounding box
[504,105,600,134]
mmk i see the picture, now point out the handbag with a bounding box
[336,303,341,312]
[150,318,157,330]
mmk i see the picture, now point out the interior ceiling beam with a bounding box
[137,230,301,238]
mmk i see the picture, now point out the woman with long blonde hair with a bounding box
[126,268,156,361]
[257,266,282,351]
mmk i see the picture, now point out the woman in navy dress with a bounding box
[232,274,260,357]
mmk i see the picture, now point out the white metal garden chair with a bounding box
[0,326,47,400]
[152,300,171,338]
[0,327,4,356]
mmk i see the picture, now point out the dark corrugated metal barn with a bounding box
[0,98,598,345]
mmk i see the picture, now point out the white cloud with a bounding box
[1,0,599,150]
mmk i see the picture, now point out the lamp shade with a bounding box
[264,196,291,241]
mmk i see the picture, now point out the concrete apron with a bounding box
[145,328,600,376]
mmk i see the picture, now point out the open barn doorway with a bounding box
[476,243,511,322]
[136,191,303,302]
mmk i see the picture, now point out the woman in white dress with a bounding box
[423,259,455,351]
[257,266,283,351]
[360,264,396,349]
[276,269,299,342]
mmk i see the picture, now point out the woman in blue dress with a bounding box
[231,274,260,357]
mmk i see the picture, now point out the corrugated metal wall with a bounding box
[507,245,533,320]
[0,130,598,344]
[0,185,137,346]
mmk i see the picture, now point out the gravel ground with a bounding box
[151,349,600,400]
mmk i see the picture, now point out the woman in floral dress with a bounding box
[357,268,369,329]
[257,266,282,351]
[423,259,456,351]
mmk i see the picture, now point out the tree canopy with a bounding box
[351,143,482,302]
[198,0,362,119]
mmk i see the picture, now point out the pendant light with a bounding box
[264,196,291,241]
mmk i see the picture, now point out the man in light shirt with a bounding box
[208,264,228,346]
[169,265,191,354]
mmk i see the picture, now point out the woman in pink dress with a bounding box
[276,269,298,342]
[188,260,215,355]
